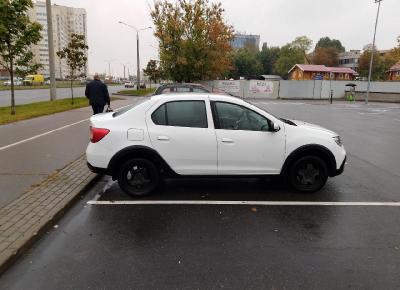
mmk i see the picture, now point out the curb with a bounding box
[0,155,99,275]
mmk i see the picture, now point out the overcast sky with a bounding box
[52,0,399,77]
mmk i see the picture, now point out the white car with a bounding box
[3,79,23,86]
[124,81,135,88]
[86,94,346,196]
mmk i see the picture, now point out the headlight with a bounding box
[333,136,342,147]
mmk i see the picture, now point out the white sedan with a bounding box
[86,94,346,196]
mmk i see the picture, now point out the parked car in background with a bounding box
[154,83,211,95]
[87,94,346,197]
[124,81,135,88]
[23,74,45,86]
[3,78,23,86]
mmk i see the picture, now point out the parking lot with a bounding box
[1,100,399,289]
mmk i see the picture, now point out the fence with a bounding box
[201,80,400,102]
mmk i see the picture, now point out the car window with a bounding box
[151,101,208,128]
[193,87,209,93]
[152,104,167,125]
[214,102,270,131]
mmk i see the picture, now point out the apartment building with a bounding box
[338,50,361,72]
[29,1,87,79]
[232,34,260,52]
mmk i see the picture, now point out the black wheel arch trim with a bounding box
[107,145,177,180]
[281,144,337,177]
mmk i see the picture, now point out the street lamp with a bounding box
[366,0,383,105]
[118,21,152,90]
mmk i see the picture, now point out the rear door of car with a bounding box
[146,97,217,175]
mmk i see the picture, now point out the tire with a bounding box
[287,155,328,193]
[117,158,160,197]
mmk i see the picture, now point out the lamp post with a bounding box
[366,0,383,105]
[118,21,152,90]
[46,0,56,100]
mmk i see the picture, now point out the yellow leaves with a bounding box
[150,0,233,81]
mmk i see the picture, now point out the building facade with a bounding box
[288,64,358,81]
[232,34,260,51]
[338,50,361,72]
[29,1,87,79]
[388,61,400,81]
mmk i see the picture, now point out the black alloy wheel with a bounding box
[288,155,328,193]
[117,158,160,196]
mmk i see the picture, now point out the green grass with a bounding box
[0,97,121,125]
[0,81,84,91]
[117,88,155,96]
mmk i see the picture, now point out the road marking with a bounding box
[0,102,135,152]
[87,200,400,207]
[0,119,89,151]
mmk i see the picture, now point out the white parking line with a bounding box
[0,119,89,151]
[87,200,400,207]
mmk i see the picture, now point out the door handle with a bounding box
[157,136,170,141]
[221,138,234,143]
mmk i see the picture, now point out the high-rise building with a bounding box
[232,34,260,51]
[29,1,87,79]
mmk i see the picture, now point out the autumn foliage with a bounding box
[151,0,234,82]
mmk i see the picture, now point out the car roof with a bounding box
[159,83,205,88]
[150,93,244,104]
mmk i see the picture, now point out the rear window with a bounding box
[112,99,150,118]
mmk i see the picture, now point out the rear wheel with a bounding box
[117,158,160,197]
[288,156,328,193]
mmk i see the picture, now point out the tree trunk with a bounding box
[70,79,74,105]
[10,62,15,115]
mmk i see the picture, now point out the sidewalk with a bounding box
[0,155,95,273]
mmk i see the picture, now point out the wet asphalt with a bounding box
[0,100,399,289]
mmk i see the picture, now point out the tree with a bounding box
[291,36,313,63]
[57,34,88,104]
[0,0,42,115]
[258,46,281,75]
[143,59,161,87]
[315,37,345,52]
[229,48,262,79]
[274,44,304,79]
[151,0,234,82]
[358,49,385,81]
[312,47,339,67]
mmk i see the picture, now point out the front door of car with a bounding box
[146,100,217,175]
[212,101,285,175]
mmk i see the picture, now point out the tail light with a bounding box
[90,127,110,143]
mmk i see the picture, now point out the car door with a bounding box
[212,101,285,175]
[146,99,217,175]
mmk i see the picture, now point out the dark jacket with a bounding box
[85,80,110,106]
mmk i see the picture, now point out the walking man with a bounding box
[85,74,110,115]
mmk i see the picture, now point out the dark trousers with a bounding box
[91,104,105,115]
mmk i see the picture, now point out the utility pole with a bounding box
[46,0,56,100]
[366,0,383,105]
[118,21,151,90]
[136,32,140,90]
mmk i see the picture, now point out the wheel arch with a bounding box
[281,144,337,177]
[107,145,176,180]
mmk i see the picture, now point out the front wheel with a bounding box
[287,156,328,193]
[117,158,160,197]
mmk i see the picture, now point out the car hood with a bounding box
[290,119,337,136]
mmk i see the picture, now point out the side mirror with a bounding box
[272,122,280,132]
